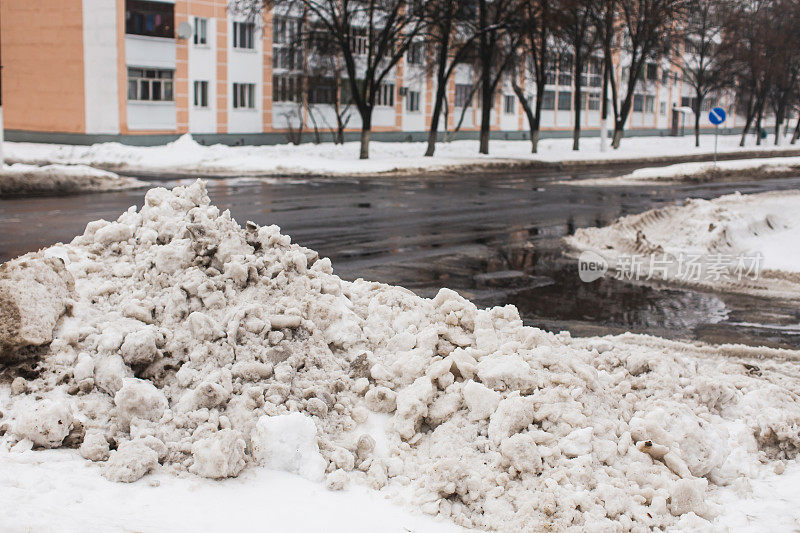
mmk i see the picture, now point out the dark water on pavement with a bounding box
[2,167,800,348]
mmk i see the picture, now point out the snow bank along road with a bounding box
[2,181,800,531]
[567,190,800,300]
[564,156,800,186]
[4,133,800,178]
[0,163,145,196]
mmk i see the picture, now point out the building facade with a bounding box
[0,0,742,145]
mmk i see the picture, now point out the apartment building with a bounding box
[0,0,740,145]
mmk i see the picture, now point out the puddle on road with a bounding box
[3,173,800,349]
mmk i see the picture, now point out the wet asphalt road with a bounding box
[2,165,800,348]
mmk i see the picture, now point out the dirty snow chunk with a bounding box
[500,433,543,474]
[462,380,501,421]
[560,427,594,458]
[0,252,74,361]
[93,222,134,245]
[251,413,326,482]
[103,440,159,483]
[393,377,436,440]
[190,429,247,479]
[476,354,536,393]
[669,478,709,517]
[73,353,95,382]
[114,378,167,428]
[13,399,74,448]
[365,386,397,413]
[80,431,110,461]
[94,354,131,396]
[488,392,536,446]
[120,327,162,366]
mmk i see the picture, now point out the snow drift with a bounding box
[0,163,146,196]
[567,190,800,298]
[2,181,800,531]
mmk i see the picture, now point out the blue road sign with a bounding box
[709,107,726,125]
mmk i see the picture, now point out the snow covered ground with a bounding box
[565,156,800,186]
[0,163,146,196]
[3,181,800,532]
[567,190,800,298]
[3,132,799,176]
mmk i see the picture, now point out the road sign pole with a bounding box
[708,107,727,166]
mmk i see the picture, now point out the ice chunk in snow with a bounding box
[488,392,535,446]
[13,399,74,448]
[476,354,536,393]
[251,413,326,481]
[104,440,159,483]
[462,380,501,421]
[114,378,168,428]
[190,429,247,479]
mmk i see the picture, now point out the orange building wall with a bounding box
[1,0,86,133]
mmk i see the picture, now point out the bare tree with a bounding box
[675,0,731,147]
[476,0,521,154]
[558,0,598,150]
[231,0,425,159]
[612,0,687,148]
[511,0,558,153]
[421,0,481,157]
[591,0,619,151]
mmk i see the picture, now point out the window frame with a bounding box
[127,67,175,102]
[125,0,175,39]
[193,80,209,108]
[503,94,515,114]
[406,90,421,112]
[232,82,256,109]
[233,21,256,50]
[557,91,571,111]
[193,17,208,45]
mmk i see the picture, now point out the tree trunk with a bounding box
[426,79,448,157]
[611,126,623,149]
[479,84,492,155]
[755,106,763,146]
[600,58,609,153]
[791,115,800,144]
[573,84,582,151]
[739,112,753,147]
[425,31,452,158]
[512,82,540,154]
[694,111,701,148]
[359,109,372,159]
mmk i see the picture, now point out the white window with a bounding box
[406,90,420,112]
[503,94,515,114]
[407,42,424,65]
[455,84,472,108]
[193,17,207,45]
[645,95,655,113]
[588,92,601,111]
[233,22,255,49]
[376,83,395,107]
[660,101,667,115]
[193,80,209,107]
[233,82,256,108]
[273,16,300,45]
[351,28,367,55]
[127,68,174,101]
[273,74,301,102]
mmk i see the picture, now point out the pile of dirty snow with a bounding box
[567,190,800,298]
[0,163,146,196]
[3,181,800,531]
